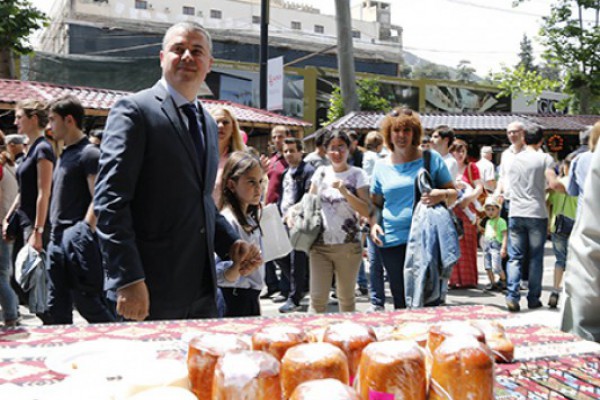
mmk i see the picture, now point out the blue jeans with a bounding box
[367,236,385,307]
[0,236,18,322]
[483,239,502,274]
[380,244,407,309]
[356,260,367,288]
[506,217,547,306]
[551,233,568,270]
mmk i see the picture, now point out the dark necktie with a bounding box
[181,103,204,167]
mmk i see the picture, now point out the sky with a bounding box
[27,0,590,76]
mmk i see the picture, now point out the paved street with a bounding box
[14,242,562,329]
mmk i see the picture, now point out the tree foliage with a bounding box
[0,0,47,54]
[516,34,536,71]
[0,0,47,78]
[456,59,476,82]
[492,65,561,105]
[412,63,451,80]
[325,78,391,125]
[513,0,599,113]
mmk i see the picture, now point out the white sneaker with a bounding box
[366,304,385,313]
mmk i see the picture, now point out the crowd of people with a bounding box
[0,22,598,343]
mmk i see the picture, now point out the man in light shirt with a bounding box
[476,146,496,193]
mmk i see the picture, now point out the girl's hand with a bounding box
[421,189,448,207]
[331,179,347,195]
[2,220,8,241]
[370,224,384,247]
[28,232,43,253]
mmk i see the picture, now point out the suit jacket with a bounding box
[276,160,315,213]
[94,82,239,318]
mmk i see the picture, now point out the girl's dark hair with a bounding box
[324,129,351,148]
[219,151,263,234]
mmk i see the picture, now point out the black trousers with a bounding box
[275,250,308,305]
[220,287,261,317]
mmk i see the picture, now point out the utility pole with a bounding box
[259,0,269,109]
[335,0,359,114]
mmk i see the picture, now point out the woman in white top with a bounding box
[308,130,370,313]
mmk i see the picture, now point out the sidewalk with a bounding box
[12,242,562,329]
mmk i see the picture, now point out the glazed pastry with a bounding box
[290,378,360,400]
[322,322,376,380]
[212,350,281,400]
[187,333,250,400]
[281,342,350,399]
[430,336,495,400]
[355,340,426,400]
[252,325,308,361]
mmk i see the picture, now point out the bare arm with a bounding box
[29,159,53,252]
[333,182,369,218]
[84,174,97,231]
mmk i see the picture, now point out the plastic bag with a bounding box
[259,204,293,262]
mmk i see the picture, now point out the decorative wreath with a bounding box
[547,134,564,152]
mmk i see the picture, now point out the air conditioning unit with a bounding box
[164,7,170,12]
[147,3,153,10]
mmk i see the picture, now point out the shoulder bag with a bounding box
[288,193,322,253]
[421,150,464,239]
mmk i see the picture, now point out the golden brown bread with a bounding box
[281,342,350,400]
[252,325,308,361]
[290,379,360,400]
[429,336,495,400]
[356,340,426,400]
[187,333,250,400]
[427,321,486,356]
[212,350,281,400]
[471,320,514,363]
[322,322,376,380]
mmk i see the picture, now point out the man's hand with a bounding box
[116,281,150,321]
[230,240,262,275]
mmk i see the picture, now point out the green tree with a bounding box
[325,78,391,125]
[514,0,600,113]
[456,59,476,82]
[516,34,537,71]
[412,63,451,80]
[492,65,561,105]
[0,0,47,78]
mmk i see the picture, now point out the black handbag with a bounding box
[5,210,21,241]
[554,193,575,236]
[555,214,575,236]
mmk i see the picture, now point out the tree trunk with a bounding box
[335,0,360,114]
[0,48,15,79]
[577,85,591,114]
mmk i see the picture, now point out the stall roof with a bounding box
[0,79,311,127]
[306,111,598,140]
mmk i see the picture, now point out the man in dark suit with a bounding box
[94,22,261,321]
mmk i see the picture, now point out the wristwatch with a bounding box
[33,226,44,234]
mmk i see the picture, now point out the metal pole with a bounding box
[259,0,269,110]
[335,0,359,113]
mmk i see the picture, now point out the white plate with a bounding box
[45,339,157,377]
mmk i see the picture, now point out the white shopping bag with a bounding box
[259,204,293,262]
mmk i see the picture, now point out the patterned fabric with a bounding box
[450,206,479,288]
[2,304,600,400]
